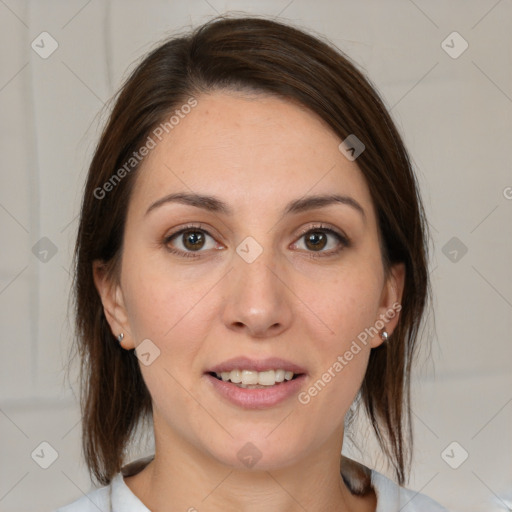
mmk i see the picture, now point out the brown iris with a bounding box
[182,230,205,251]
[305,231,327,251]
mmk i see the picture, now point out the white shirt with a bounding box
[55,456,449,512]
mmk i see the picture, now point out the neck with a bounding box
[124,429,375,512]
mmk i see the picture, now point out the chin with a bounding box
[204,433,306,472]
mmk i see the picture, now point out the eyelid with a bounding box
[295,222,349,244]
[164,222,219,241]
[290,222,351,258]
[163,223,223,251]
[163,222,350,257]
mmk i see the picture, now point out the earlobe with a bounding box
[372,263,405,347]
[92,260,134,349]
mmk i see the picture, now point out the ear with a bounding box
[370,262,405,348]
[92,260,135,350]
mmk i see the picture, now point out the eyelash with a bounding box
[162,223,350,259]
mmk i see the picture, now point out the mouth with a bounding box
[206,369,304,389]
[204,357,308,409]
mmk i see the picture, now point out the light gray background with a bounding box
[1,1,511,511]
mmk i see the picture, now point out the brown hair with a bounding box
[72,15,430,487]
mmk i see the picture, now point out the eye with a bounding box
[292,224,350,258]
[163,225,220,258]
[163,223,350,259]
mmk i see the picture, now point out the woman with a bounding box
[57,15,448,511]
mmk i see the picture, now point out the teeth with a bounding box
[216,369,298,386]
[275,369,285,382]
[258,370,275,386]
[242,369,259,385]
[230,369,242,383]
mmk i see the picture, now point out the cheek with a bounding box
[294,261,383,403]
[121,262,208,410]
[121,249,210,342]
[300,263,383,345]
[295,286,376,431]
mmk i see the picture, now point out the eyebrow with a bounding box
[145,192,366,220]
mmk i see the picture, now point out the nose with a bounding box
[221,245,293,339]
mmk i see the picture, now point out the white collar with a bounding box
[109,456,416,512]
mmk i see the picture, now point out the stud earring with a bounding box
[117,333,124,344]
[381,330,389,342]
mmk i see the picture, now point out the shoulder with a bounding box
[341,456,449,511]
[54,484,111,512]
[54,459,153,512]
[55,455,154,512]
[371,470,449,511]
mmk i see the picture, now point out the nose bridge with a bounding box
[237,239,278,291]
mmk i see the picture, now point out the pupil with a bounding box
[306,232,326,251]
[184,231,204,250]
[181,230,327,252]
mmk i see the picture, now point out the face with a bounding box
[95,90,404,471]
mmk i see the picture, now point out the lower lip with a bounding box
[204,373,307,409]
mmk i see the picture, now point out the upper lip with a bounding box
[206,356,307,375]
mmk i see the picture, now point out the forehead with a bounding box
[130,91,375,220]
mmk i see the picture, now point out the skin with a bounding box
[94,90,405,512]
